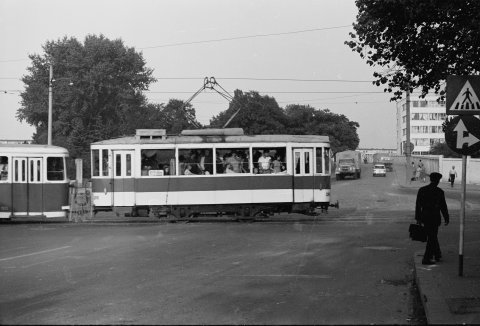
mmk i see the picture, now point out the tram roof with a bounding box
[92,133,330,146]
[0,144,69,155]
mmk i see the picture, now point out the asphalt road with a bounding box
[1,163,477,324]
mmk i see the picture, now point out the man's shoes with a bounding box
[422,259,436,265]
[435,257,442,262]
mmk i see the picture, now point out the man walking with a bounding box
[415,172,450,265]
[449,166,458,188]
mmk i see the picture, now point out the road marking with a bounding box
[0,246,71,262]
[236,274,332,279]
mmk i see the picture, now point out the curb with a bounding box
[413,251,456,325]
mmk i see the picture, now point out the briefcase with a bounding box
[409,224,427,242]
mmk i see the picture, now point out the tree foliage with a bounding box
[210,91,360,153]
[346,0,480,100]
[284,105,360,153]
[18,34,202,175]
[209,90,288,134]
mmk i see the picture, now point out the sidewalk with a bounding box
[395,163,480,324]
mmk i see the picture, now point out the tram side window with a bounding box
[316,148,323,173]
[0,156,8,181]
[102,149,109,176]
[47,157,65,181]
[141,149,175,176]
[324,147,331,173]
[178,148,214,175]
[92,150,100,176]
[215,148,249,174]
[252,147,286,174]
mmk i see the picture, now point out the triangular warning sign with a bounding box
[450,80,480,112]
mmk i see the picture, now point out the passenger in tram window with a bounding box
[184,164,195,175]
[252,149,262,170]
[141,165,151,176]
[216,152,224,174]
[0,156,8,180]
[225,163,235,174]
[238,150,249,173]
[225,152,241,173]
[253,167,259,174]
[163,165,170,175]
[272,155,284,173]
[258,150,272,174]
[178,155,186,175]
[188,151,202,174]
[199,149,213,175]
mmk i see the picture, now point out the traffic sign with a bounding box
[446,76,480,115]
[444,115,480,155]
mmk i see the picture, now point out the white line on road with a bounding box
[235,274,332,278]
[0,246,71,262]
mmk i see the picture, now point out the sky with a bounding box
[0,0,400,148]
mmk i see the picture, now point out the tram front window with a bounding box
[0,156,8,181]
[47,157,65,181]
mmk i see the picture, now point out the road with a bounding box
[1,163,478,324]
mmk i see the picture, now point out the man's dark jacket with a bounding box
[415,184,449,226]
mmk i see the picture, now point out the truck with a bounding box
[372,153,394,172]
[335,150,361,180]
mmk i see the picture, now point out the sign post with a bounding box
[446,75,480,276]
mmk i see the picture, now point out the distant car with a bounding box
[373,164,387,177]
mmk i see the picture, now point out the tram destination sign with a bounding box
[446,75,480,115]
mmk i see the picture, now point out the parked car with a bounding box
[373,164,387,177]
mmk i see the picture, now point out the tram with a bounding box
[90,128,333,218]
[0,144,70,219]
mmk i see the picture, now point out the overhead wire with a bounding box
[139,25,351,50]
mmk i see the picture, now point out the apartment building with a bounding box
[396,95,446,155]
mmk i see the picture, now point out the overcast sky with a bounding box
[0,0,400,148]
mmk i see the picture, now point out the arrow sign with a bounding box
[453,118,480,149]
[445,116,480,155]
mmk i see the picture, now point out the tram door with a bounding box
[292,149,314,203]
[112,150,135,207]
[12,157,43,216]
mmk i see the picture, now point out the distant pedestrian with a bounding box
[410,162,416,182]
[448,166,458,188]
[418,160,426,182]
[415,172,450,265]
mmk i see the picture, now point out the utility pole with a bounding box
[405,89,411,183]
[48,64,53,146]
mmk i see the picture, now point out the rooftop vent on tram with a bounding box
[135,129,167,140]
[180,128,244,136]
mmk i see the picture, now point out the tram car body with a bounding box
[90,128,332,218]
[0,144,69,219]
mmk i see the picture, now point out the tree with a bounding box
[284,105,360,153]
[18,35,161,176]
[210,91,360,153]
[161,99,202,134]
[429,142,462,158]
[346,0,480,100]
[209,90,288,134]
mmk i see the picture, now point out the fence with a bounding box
[390,155,480,184]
